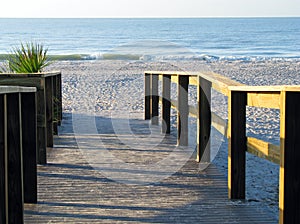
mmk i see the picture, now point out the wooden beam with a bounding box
[155,71,244,96]
[52,75,58,135]
[229,85,300,92]
[162,75,171,134]
[177,75,189,146]
[228,91,247,199]
[6,93,24,223]
[279,91,300,224]
[45,76,54,147]
[144,73,151,120]
[0,94,5,224]
[56,73,63,125]
[247,92,280,109]
[171,76,178,85]
[151,74,159,125]
[36,79,47,164]
[21,92,37,203]
[197,77,212,162]
[199,72,243,96]
[247,137,280,165]
[212,112,227,137]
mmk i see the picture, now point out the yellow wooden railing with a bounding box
[144,71,300,224]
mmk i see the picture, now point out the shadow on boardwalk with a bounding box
[24,113,276,223]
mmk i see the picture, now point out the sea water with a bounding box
[0,17,299,61]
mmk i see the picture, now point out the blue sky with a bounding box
[1,0,300,18]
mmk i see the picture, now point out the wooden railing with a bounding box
[144,71,300,224]
[0,86,37,224]
[0,72,62,164]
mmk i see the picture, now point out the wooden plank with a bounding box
[199,72,243,96]
[24,113,276,223]
[228,91,247,199]
[0,71,61,78]
[45,76,54,147]
[145,70,196,75]
[36,79,47,164]
[6,93,24,223]
[144,73,151,120]
[155,71,243,96]
[279,91,286,224]
[0,77,42,89]
[171,75,178,85]
[162,75,171,134]
[279,91,300,224]
[177,75,189,146]
[282,86,300,92]
[212,112,227,137]
[247,92,280,109]
[197,77,211,162]
[151,74,159,125]
[21,92,37,203]
[229,85,300,92]
[147,70,242,89]
[52,74,58,135]
[0,94,5,224]
[0,77,48,165]
[57,73,63,125]
[0,86,36,94]
[247,137,280,165]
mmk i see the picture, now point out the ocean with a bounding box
[0,17,299,61]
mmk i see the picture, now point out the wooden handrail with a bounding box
[0,86,37,224]
[0,72,62,164]
[144,70,300,224]
[0,71,61,78]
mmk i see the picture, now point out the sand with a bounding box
[46,59,300,221]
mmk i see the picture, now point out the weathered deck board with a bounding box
[24,113,276,223]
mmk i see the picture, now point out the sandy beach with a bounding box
[47,59,300,112]
[46,59,300,221]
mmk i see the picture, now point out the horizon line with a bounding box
[0,16,300,19]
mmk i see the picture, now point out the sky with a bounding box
[1,0,300,18]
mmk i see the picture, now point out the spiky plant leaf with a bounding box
[3,42,51,73]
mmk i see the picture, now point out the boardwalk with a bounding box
[24,113,276,223]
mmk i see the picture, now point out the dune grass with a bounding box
[1,42,51,73]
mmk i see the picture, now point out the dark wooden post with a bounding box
[177,75,189,146]
[21,92,37,203]
[57,73,63,125]
[151,74,159,125]
[279,91,300,224]
[162,75,171,134]
[197,77,212,162]
[228,90,247,199]
[45,76,53,147]
[144,73,151,120]
[0,94,5,224]
[37,79,47,164]
[52,74,58,135]
[6,93,24,223]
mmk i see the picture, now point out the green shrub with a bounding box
[1,42,51,73]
